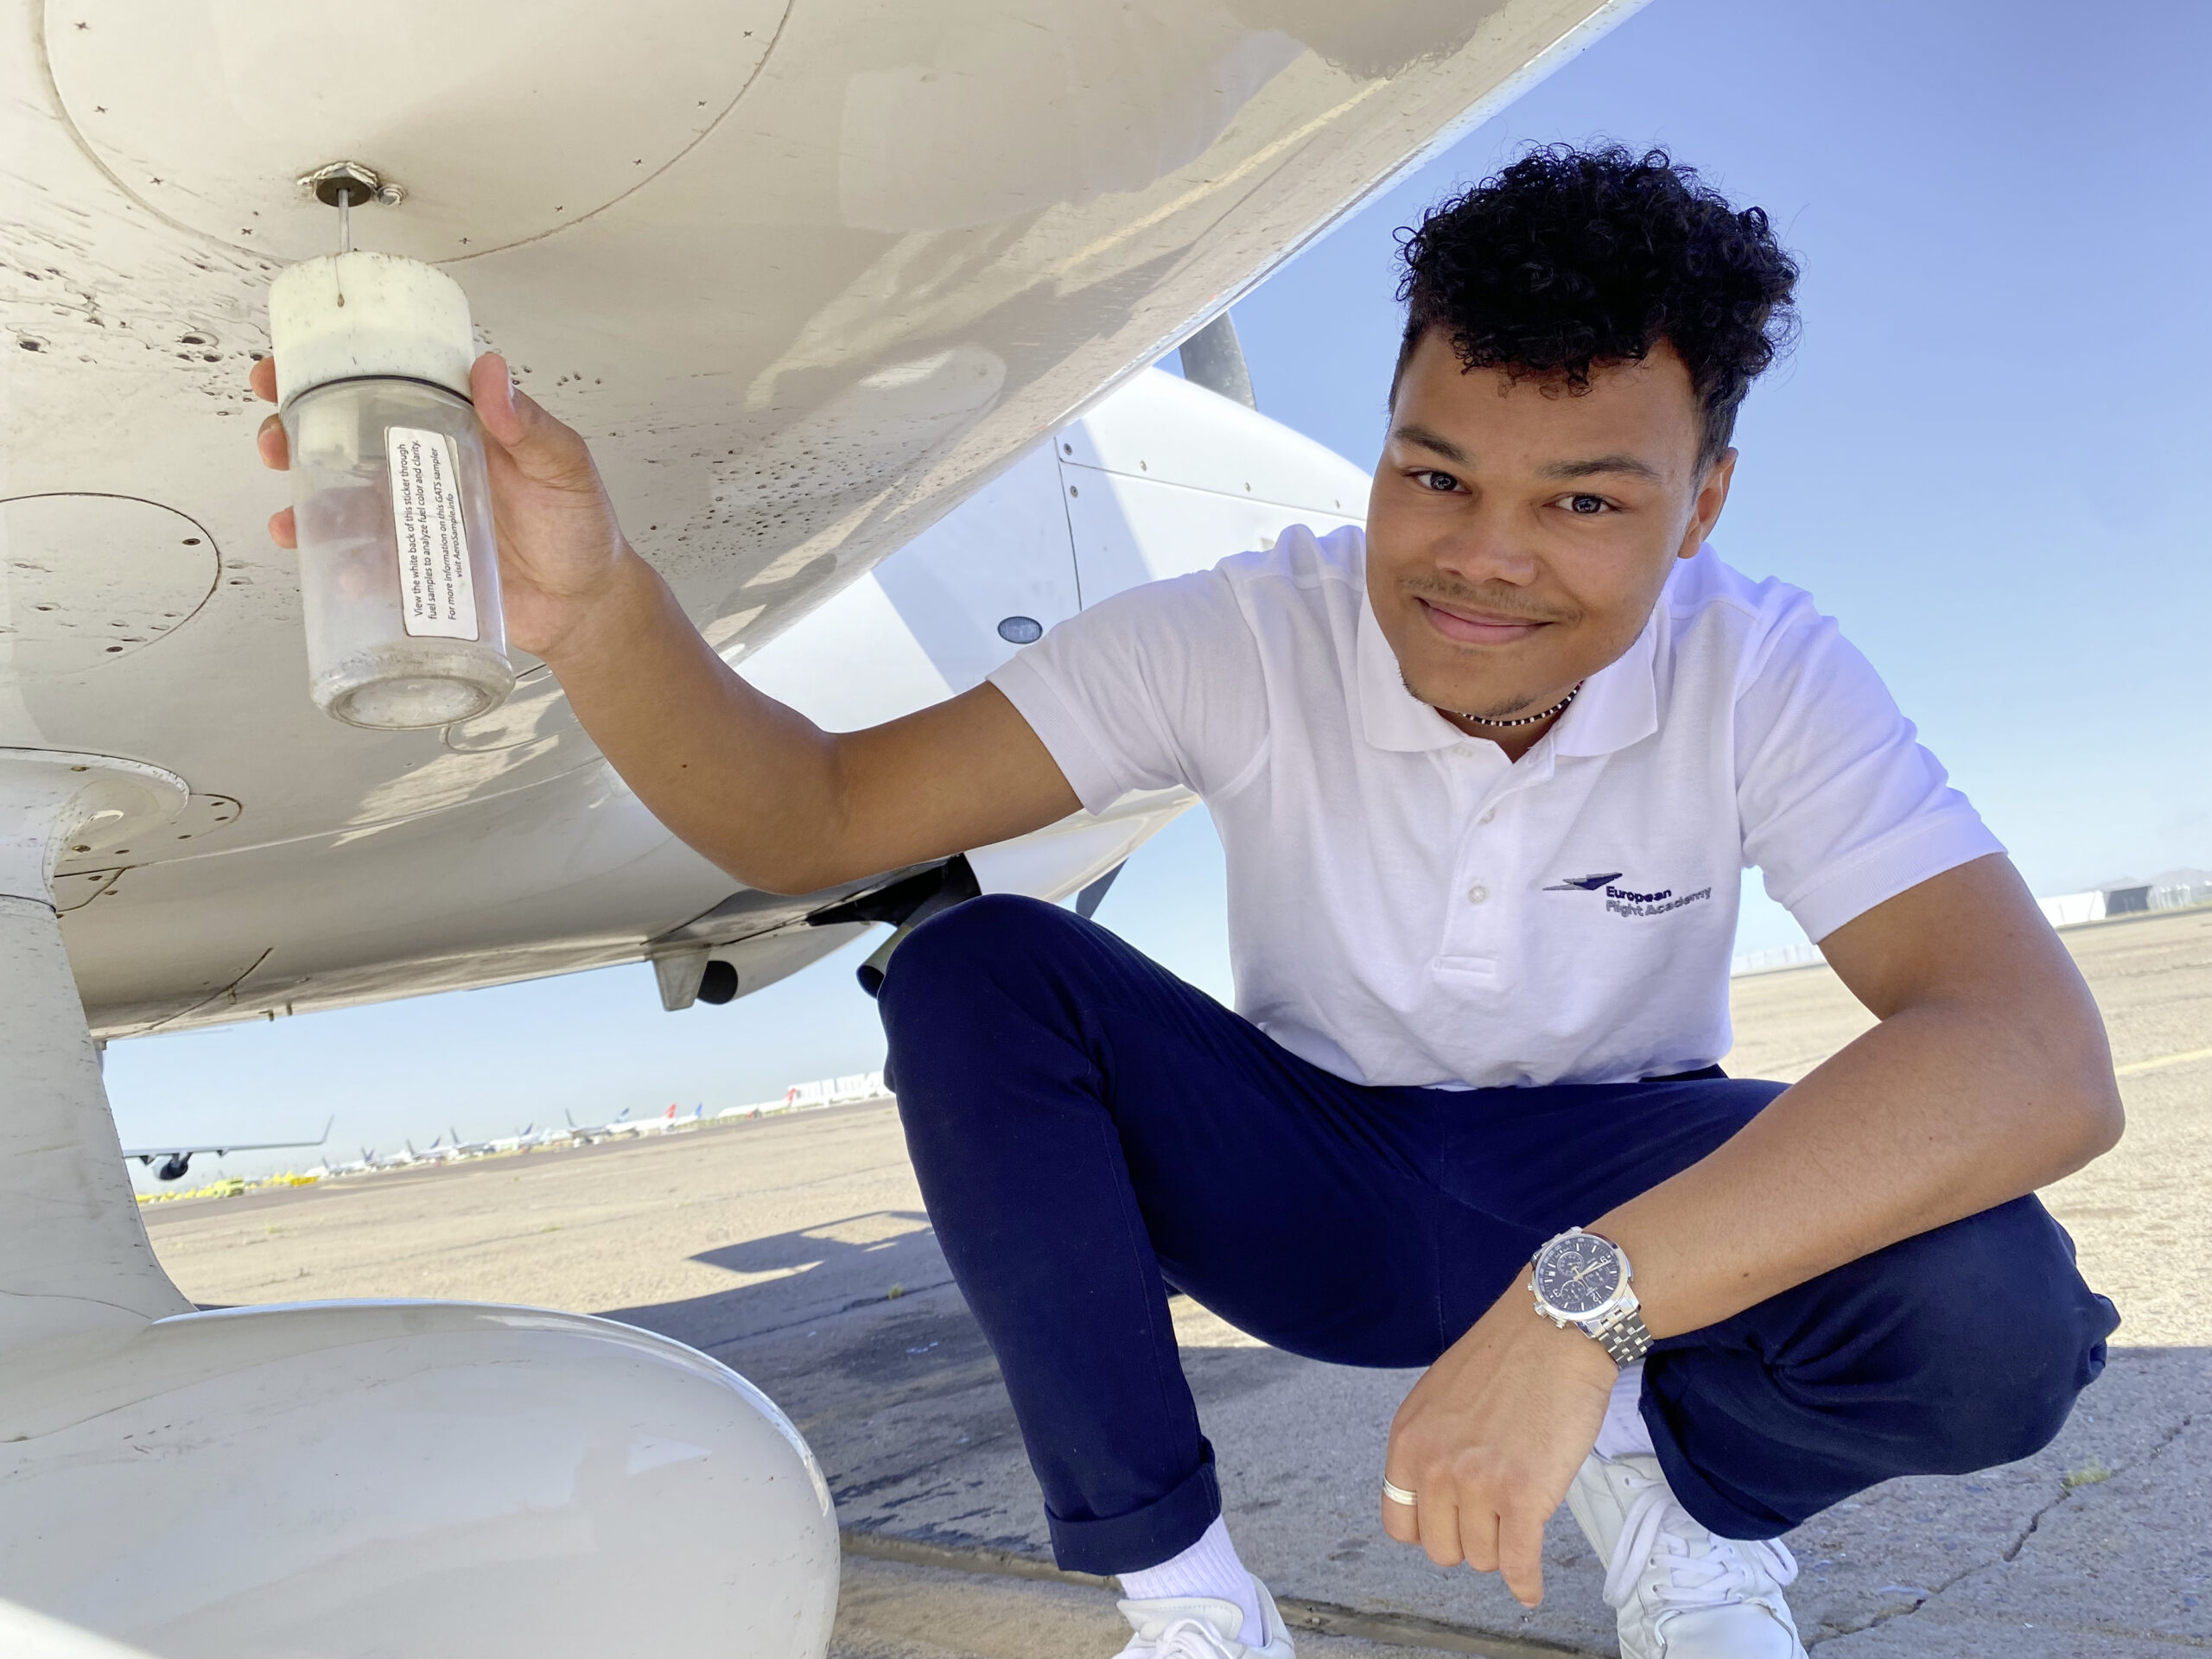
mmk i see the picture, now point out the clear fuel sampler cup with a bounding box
[268,252,514,729]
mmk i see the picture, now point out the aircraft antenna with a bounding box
[1177,313,1256,410]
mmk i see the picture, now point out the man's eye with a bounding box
[1414,470,1461,493]
[1564,493,1610,515]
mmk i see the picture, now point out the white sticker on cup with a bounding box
[385,426,479,640]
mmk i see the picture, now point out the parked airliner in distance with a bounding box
[120,1117,333,1184]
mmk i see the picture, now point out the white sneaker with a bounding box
[1566,1451,1806,1659]
[1113,1580,1296,1658]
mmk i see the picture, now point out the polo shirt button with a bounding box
[1466,883,1489,905]
[1478,809,1497,824]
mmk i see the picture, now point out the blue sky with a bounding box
[111,0,2212,1181]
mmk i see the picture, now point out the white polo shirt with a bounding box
[988,524,2002,1090]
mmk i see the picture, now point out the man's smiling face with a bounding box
[1364,331,1736,730]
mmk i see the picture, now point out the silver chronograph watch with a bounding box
[1529,1226,1653,1367]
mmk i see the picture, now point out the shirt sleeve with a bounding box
[1736,595,2005,943]
[987,567,1268,815]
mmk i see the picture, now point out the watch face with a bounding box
[1536,1233,1623,1318]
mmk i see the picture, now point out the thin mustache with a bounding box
[1403,580,1574,626]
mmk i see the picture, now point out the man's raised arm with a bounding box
[253,352,1081,894]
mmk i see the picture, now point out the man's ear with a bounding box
[1680,447,1738,558]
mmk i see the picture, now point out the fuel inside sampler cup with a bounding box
[269,252,514,729]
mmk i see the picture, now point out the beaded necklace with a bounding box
[1454,682,1582,729]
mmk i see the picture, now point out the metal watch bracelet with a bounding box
[1588,1305,1654,1366]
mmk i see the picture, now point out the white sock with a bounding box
[1592,1358,1656,1459]
[1119,1516,1262,1646]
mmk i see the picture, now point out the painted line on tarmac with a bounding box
[2116,1046,2212,1077]
[839,1529,1599,1657]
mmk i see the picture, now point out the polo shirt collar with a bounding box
[1353,587,1661,760]
[1355,591,1462,753]
[1552,609,1659,758]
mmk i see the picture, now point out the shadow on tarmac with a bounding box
[600,1208,957,1356]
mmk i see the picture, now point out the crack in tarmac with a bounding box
[674,1274,963,1357]
[1999,1408,2194,1567]
[1810,1406,2200,1646]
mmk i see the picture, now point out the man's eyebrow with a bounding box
[1389,423,1469,464]
[1540,454,1664,483]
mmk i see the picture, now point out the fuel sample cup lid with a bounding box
[268,252,477,409]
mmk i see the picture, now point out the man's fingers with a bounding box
[471,352,522,447]
[469,353,601,493]
[1380,1496,1418,1544]
[1497,1509,1547,1609]
[1457,1503,1501,1575]
[255,356,291,548]
[1414,1487,1462,1568]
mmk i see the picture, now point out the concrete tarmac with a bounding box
[143,907,2212,1656]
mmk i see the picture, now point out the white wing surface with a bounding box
[3,0,1640,1033]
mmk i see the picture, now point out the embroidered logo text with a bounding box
[1601,884,1713,919]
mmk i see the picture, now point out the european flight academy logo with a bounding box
[1544,872,1713,918]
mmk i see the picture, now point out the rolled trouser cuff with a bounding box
[1641,1370,1789,1540]
[1046,1441,1223,1574]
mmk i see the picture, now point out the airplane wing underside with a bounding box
[1,0,1640,1034]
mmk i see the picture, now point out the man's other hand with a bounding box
[251,352,634,664]
[1382,1290,1617,1607]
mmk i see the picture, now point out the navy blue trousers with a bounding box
[878,895,2118,1574]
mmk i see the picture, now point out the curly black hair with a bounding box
[1394,145,1798,463]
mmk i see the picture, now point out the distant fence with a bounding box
[1735,882,2211,978]
[2037,882,2211,930]
[716,1071,892,1122]
[2039,891,2108,927]
[783,1071,887,1109]
[1729,941,1827,978]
